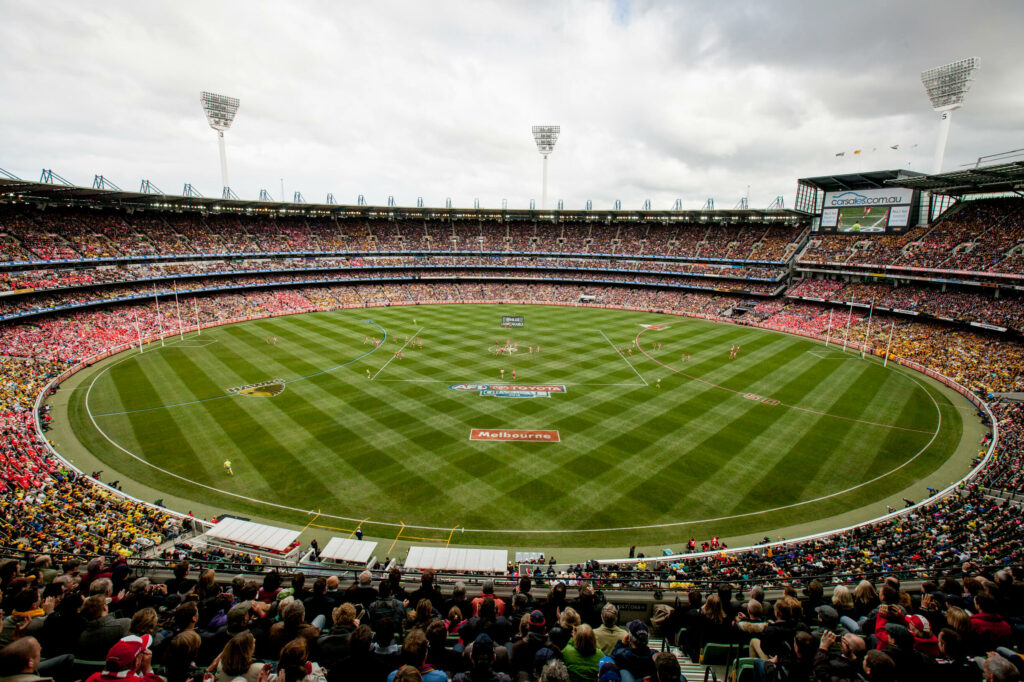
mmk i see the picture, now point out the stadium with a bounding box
[1,4,1023,682]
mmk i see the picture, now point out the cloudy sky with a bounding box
[1,1,1021,210]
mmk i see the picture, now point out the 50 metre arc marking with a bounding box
[91,318,388,417]
[635,327,937,434]
[78,315,946,535]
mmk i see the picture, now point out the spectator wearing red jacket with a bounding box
[904,615,940,659]
[470,581,506,618]
[969,591,1012,652]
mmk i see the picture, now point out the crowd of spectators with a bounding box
[0,275,1022,680]
[0,205,807,264]
[786,278,1024,332]
[0,552,1022,682]
[799,198,1024,276]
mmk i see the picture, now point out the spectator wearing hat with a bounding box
[594,604,627,656]
[84,635,163,682]
[509,611,553,679]
[597,659,621,682]
[611,621,655,682]
[453,634,510,682]
[532,648,559,680]
[904,615,939,658]
[810,605,848,653]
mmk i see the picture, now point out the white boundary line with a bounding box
[77,315,950,535]
[375,378,642,387]
[371,326,423,380]
[600,329,648,386]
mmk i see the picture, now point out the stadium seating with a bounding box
[1,196,1024,682]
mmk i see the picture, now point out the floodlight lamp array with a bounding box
[201,91,240,131]
[920,57,978,111]
[532,125,560,156]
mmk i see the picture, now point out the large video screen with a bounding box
[819,188,916,233]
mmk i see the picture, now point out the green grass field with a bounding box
[63,304,967,549]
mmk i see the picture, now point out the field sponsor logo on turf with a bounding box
[450,384,490,392]
[228,379,286,397]
[450,384,566,399]
[470,429,560,442]
[639,324,668,330]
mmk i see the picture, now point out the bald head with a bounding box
[985,653,1020,682]
[0,637,42,676]
[842,634,866,656]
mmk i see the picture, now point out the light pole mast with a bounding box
[920,58,978,174]
[532,125,560,209]
[200,91,241,198]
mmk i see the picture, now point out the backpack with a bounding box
[370,597,404,629]
[650,603,674,637]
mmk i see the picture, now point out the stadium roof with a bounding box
[0,176,801,221]
[797,169,926,193]
[884,161,1024,196]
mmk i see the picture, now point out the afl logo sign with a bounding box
[450,384,490,392]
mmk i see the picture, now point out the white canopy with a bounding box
[406,546,507,573]
[318,537,377,564]
[204,517,300,553]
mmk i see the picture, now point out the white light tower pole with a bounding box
[920,58,978,174]
[532,125,560,210]
[200,91,241,198]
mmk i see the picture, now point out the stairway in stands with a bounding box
[649,636,723,681]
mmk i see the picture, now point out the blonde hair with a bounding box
[945,606,970,636]
[558,607,581,630]
[853,580,878,605]
[832,585,854,610]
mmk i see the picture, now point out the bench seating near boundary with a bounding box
[405,546,508,573]
[315,536,378,565]
[202,517,302,557]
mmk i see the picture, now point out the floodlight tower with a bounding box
[920,58,978,174]
[200,91,241,198]
[532,125,560,209]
